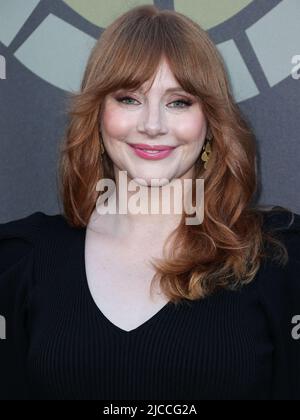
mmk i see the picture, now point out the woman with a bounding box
[0,5,299,400]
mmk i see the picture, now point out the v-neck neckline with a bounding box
[78,226,172,336]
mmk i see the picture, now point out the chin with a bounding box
[131,176,171,188]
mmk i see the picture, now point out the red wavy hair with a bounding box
[58,5,294,304]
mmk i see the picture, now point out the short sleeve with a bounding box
[0,212,44,400]
[259,209,300,400]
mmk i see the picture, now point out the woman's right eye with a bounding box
[116,96,138,105]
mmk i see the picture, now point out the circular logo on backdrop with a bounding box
[62,0,252,30]
[0,0,299,102]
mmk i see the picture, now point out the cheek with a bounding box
[102,104,135,140]
[175,113,207,146]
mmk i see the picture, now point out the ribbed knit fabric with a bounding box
[0,208,299,400]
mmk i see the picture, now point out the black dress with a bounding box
[0,207,299,400]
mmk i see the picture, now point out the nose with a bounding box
[138,104,168,137]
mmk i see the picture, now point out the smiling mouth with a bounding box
[128,143,177,160]
[138,150,161,154]
[128,144,177,151]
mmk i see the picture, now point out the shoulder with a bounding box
[0,211,72,238]
[260,205,300,232]
[0,211,68,274]
[257,207,300,400]
[255,206,300,309]
[260,205,300,263]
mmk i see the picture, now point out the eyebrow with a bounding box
[135,87,188,94]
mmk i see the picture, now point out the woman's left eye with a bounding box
[169,99,193,108]
[116,96,192,108]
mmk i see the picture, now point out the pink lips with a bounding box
[128,143,177,160]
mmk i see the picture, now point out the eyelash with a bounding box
[115,96,193,109]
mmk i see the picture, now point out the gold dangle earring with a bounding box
[201,133,213,170]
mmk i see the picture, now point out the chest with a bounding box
[29,270,273,400]
[84,227,170,332]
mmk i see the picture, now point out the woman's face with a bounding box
[100,57,208,187]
